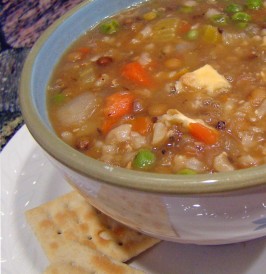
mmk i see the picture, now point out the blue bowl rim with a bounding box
[19,0,266,195]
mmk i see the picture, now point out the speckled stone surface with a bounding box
[1,0,84,48]
[0,0,85,150]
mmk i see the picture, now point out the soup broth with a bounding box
[47,0,266,174]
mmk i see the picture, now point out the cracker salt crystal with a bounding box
[25,191,160,263]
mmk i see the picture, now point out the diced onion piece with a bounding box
[255,99,266,118]
[238,155,258,167]
[140,25,152,37]
[61,131,74,145]
[222,32,247,45]
[176,42,196,53]
[185,157,206,172]
[184,0,197,7]
[138,52,152,66]
[130,131,147,149]
[102,144,117,155]
[174,155,205,172]
[213,152,235,172]
[152,122,168,145]
[205,8,221,18]
[56,93,98,126]
[106,124,132,145]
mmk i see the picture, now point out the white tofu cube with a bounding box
[180,64,231,95]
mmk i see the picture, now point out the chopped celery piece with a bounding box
[100,20,119,34]
[143,11,157,21]
[152,18,180,41]
[201,25,221,44]
[79,67,96,84]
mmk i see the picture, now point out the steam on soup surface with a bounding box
[47,0,266,174]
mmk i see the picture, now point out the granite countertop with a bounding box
[0,0,84,150]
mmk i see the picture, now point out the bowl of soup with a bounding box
[20,0,266,245]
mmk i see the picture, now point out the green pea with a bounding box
[186,29,199,40]
[100,20,119,34]
[178,168,197,175]
[232,12,252,22]
[246,0,262,10]
[132,149,156,169]
[225,3,243,13]
[210,14,228,26]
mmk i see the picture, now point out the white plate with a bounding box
[1,125,266,274]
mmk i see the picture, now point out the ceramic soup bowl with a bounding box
[20,0,266,245]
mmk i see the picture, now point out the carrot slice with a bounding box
[188,123,219,145]
[101,92,135,134]
[78,47,90,54]
[122,62,153,87]
[101,117,118,135]
[103,92,135,119]
[131,116,152,135]
[178,20,191,34]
